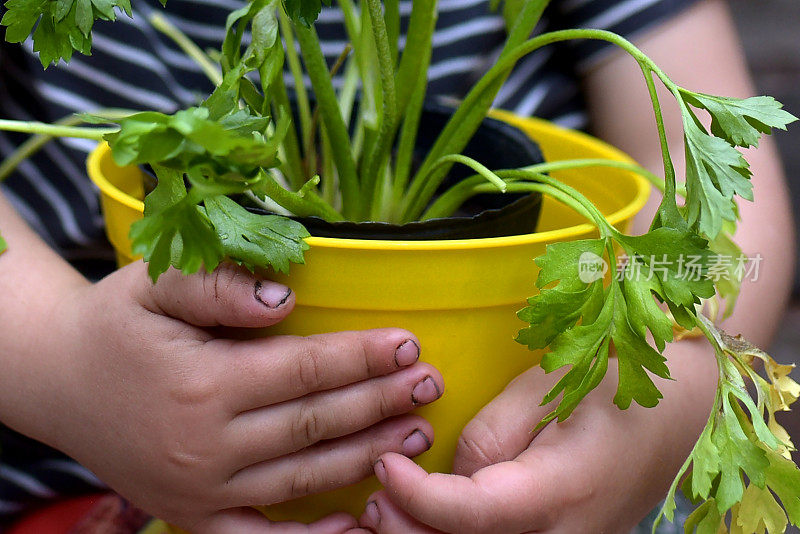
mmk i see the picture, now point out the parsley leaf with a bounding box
[682,114,752,240]
[282,0,331,27]
[0,232,6,254]
[101,105,281,180]
[204,195,309,274]
[655,321,800,532]
[518,225,715,425]
[682,92,798,148]
[129,166,223,283]
[1,0,136,67]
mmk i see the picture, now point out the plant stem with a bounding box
[256,170,344,221]
[422,158,665,219]
[149,13,222,86]
[294,21,360,218]
[401,0,550,222]
[470,181,595,223]
[361,0,399,218]
[0,120,115,140]
[402,28,685,222]
[279,7,314,172]
[384,0,400,65]
[0,109,134,183]
[271,76,306,190]
[393,0,437,113]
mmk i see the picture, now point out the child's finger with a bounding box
[452,365,562,477]
[193,506,357,533]
[359,491,441,533]
[220,328,424,412]
[131,261,295,328]
[227,362,442,468]
[374,452,552,534]
[222,416,433,508]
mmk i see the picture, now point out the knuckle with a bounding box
[456,419,505,468]
[375,387,396,419]
[168,371,220,407]
[208,265,238,307]
[295,340,327,392]
[288,464,320,499]
[291,399,325,448]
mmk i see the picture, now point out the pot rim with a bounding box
[87,116,650,251]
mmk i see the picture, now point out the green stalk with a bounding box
[401,0,550,221]
[360,0,399,218]
[0,120,115,140]
[424,159,662,219]
[384,0,400,65]
[149,13,222,86]
[639,65,676,197]
[390,73,427,215]
[423,168,611,235]
[271,75,306,190]
[256,170,344,221]
[401,28,683,222]
[469,181,594,223]
[0,109,134,183]
[393,0,437,113]
[279,7,314,173]
[294,21,360,218]
[419,154,508,192]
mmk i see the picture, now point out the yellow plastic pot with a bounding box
[87,115,649,523]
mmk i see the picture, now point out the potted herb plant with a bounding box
[1,0,799,531]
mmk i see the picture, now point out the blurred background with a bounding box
[728,0,800,470]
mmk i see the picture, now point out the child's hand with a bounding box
[17,262,443,533]
[358,342,717,534]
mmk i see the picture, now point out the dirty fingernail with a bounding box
[394,339,420,367]
[255,280,292,308]
[411,376,441,405]
[374,459,387,484]
[402,429,432,457]
[364,500,380,526]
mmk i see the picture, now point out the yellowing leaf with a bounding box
[734,484,787,534]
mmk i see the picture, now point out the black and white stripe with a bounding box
[0,0,698,525]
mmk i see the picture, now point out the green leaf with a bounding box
[129,166,223,282]
[617,226,716,309]
[104,106,280,181]
[1,0,48,42]
[682,113,753,239]
[683,92,798,148]
[619,255,674,352]
[0,231,7,254]
[2,0,139,66]
[282,0,331,27]
[204,196,309,274]
[519,237,673,424]
[610,288,670,409]
[516,239,607,350]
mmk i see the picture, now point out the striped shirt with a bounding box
[0,0,697,527]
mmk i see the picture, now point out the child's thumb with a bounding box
[131,261,295,328]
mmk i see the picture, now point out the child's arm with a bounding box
[358,1,795,532]
[0,191,443,533]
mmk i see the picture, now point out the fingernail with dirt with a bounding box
[255,280,292,308]
[411,376,440,405]
[374,459,387,484]
[394,339,420,367]
[364,500,380,526]
[402,429,432,456]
